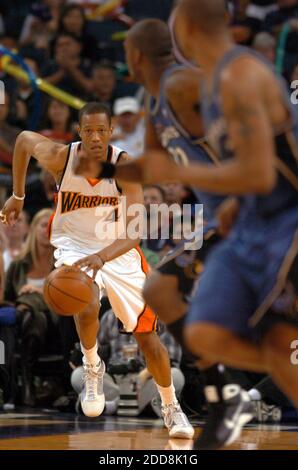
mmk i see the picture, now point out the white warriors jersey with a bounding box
[50,142,126,254]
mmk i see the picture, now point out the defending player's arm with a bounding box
[145,63,277,194]
[1,131,68,224]
[73,154,144,278]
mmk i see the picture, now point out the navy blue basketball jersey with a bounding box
[149,64,225,220]
[200,46,298,219]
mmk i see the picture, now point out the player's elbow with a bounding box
[16,130,35,151]
[252,168,277,194]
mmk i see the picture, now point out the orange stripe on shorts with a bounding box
[134,247,157,333]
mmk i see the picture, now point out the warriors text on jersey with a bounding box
[50,143,125,254]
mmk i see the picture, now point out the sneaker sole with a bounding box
[81,395,105,418]
[225,412,254,447]
[169,427,195,439]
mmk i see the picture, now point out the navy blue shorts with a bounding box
[186,207,298,338]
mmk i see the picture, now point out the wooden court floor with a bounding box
[0,411,298,450]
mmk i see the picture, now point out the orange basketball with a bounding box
[44,266,94,316]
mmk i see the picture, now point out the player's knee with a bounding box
[261,323,297,369]
[143,272,182,321]
[77,300,100,324]
[184,322,231,359]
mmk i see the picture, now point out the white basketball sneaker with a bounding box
[81,360,105,417]
[162,402,195,439]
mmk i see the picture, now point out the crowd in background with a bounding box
[0,0,297,420]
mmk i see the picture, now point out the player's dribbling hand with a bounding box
[73,147,102,179]
[0,196,24,226]
[73,254,105,280]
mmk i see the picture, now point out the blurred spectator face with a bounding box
[48,99,71,127]
[0,93,9,123]
[62,7,85,34]
[45,0,64,7]
[0,36,17,50]
[252,33,276,63]
[117,112,140,134]
[277,0,297,7]
[55,35,81,58]
[114,97,141,133]
[36,214,52,248]
[163,182,185,206]
[92,67,116,97]
[4,211,29,242]
[144,186,165,212]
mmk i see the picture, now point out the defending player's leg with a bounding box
[74,283,105,418]
[134,331,194,439]
[144,249,254,449]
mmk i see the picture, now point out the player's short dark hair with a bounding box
[177,0,229,33]
[128,19,173,62]
[79,102,112,125]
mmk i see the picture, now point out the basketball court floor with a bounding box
[0,410,298,450]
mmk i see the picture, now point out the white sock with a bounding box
[156,382,177,407]
[80,342,100,367]
[248,388,262,401]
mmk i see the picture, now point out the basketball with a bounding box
[44,266,94,316]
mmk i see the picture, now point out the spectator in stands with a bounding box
[43,32,92,96]
[112,97,145,158]
[141,185,171,265]
[4,208,59,406]
[89,63,118,111]
[0,92,21,165]
[71,309,185,417]
[13,57,42,130]
[245,1,278,33]
[40,98,74,144]
[252,31,276,62]
[58,3,99,60]
[19,0,64,48]
[163,182,186,207]
[263,0,298,77]
[0,92,21,204]
[2,210,29,272]
[0,34,18,51]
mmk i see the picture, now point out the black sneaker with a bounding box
[194,384,254,450]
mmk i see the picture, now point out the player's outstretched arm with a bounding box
[93,117,174,184]
[1,131,68,224]
[171,61,277,194]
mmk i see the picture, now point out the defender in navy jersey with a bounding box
[163,0,298,424]
[88,8,298,448]
[75,19,254,449]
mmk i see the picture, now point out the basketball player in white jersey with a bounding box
[1,102,194,439]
